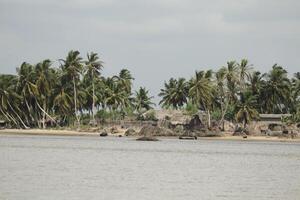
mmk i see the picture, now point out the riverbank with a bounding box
[1,129,300,142]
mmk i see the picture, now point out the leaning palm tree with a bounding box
[84,52,104,124]
[189,70,214,128]
[60,50,83,126]
[235,91,259,129]
[35,60,57,128]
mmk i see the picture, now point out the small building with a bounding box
[259,114,291,124]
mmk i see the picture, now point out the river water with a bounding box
[0,134,300,200]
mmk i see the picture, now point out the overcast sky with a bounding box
[1,0,300,102]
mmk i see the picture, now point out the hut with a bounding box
[259,114,291,124]
[257,114,292,133]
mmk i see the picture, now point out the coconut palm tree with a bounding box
[84,52,104,123]
[103,77,131,112]
[159,78,188,109]
[238,59,252,90]
[35,59,57,128]
[60,50,83,126]
[221,61,239,103]
[134,87,155,113]
[235,91,259,128]
[113,69,134,95]
[261,64,291,113]
[189,70,214,128]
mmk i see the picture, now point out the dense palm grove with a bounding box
[0,51,300,129]
[159,59,300,128]
[0,50,154,129]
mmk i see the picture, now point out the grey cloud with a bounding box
[0,0,300,103]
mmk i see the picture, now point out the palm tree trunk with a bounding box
[7,101,28,129]
[1,108,19,127]
[0,107,13,124]
[207,109,211,129]
[42,99,46,129]
[73,76,80,126]
[25,98,35,122]
[92,70,96,125]
[34,97,58,126]
[218,99,229,131]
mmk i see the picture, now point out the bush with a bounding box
[184,102,198,116]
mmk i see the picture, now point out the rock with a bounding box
[179,136,197,140]
[125,128,136,136]
[110,127,119,134]
[118,135,123,137]
[136,136,159,141]
[100,132,108,137]
[243,135,247,139]
[138,125,175,137]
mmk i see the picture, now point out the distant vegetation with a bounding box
[0,50,299,129]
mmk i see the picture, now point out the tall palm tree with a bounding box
[261,64,291,113]
[235,91,259,128]
[35,60,57,128]
[221,61,239,103]
[134,87,155,113]
[238,59,252,90]
[84,52,103,124]
[189,70,214,128]
[60,50,83,126]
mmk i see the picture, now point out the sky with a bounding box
[1,0,300,103]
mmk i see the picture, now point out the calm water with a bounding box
[0,135,300,200]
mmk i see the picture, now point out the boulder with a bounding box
[136,136,159,141]
[125,128,136,136]
[100,131,108,137]
[138,125,175,137]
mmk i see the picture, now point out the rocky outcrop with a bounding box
[138,125,176,137]
[125,128,136,136]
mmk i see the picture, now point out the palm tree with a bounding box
[134,87,155,113]
[221,61,239,103]
[189,70,214,128]
[159,78,188,109]
[235,91,259,128]
[238,59,252,90]
[113,69,134,95]
[84,52,104,124]
[60,50,83,126]
[35,59,57,128]
[103,77,131,112]
[261,64,291,113]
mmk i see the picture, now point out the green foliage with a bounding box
[1,54,300,128]
[137,110,158,121]
[211,109,222,121]
[184,102,198,116]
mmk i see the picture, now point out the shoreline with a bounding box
[1,129,300,143]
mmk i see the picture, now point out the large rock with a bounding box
[138,125,176,137]
[125,128,136,136]
[136,136,159,141]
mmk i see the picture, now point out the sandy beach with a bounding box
[1,128,300,142]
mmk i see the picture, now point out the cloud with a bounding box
[0,0,300,102]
